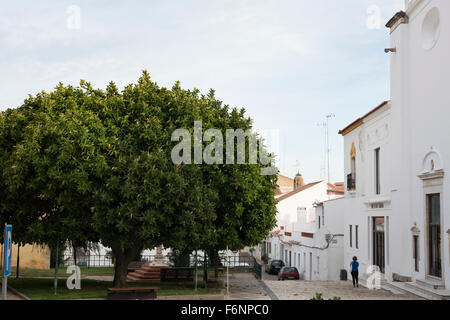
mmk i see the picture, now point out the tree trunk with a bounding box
[208,248,221,267]
[111,244,142,288]
[73,243,77,266]
[113,257,128,288]
[203,253,208,288]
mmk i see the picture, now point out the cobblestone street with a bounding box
[262,273,422,300]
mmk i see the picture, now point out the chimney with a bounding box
[294,172,304,190]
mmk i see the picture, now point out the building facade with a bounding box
[328,0,450,296]
[259,178,344,280]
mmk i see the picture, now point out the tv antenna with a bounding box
[317,113,335,184]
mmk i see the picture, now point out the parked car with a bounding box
[278,267,300,280]
[266,260,285,275]
[234,263,250,268]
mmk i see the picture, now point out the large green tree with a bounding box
[0,72,277,287]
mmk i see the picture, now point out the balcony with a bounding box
[347,173,356,191]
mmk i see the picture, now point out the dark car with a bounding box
[278,267,300,280]
[266,260,285,275]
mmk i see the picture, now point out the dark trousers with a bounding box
[351,271,359,286]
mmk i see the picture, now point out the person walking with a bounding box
[350,256,359,288]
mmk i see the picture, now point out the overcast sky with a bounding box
[0,0,404,183]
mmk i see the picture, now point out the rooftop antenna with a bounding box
[317,121,327,180]
[317,114,335,185]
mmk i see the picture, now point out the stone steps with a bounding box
[127,266,169,282]
[384,280,450,300]
[357,273,388,289]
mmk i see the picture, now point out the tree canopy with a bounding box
[0,71,277,287]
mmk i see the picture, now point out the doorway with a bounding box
[427,194,441,278]
[309,252,312,280]
[372,217,385,273]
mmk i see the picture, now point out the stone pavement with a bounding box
[87,272,273,300]
[223,273,272,300]
[262,273,422,300]
[6,289,26,300]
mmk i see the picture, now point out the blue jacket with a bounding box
[350,261,359,272]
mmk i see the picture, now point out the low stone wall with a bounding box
[11,243,50,270]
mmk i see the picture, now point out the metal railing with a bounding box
[188,254,255,269]
[347,173,356,190]
[60,254,165,268]
[60,253,253,270]
[253,258,262,279]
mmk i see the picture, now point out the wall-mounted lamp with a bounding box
[384,48,397,53]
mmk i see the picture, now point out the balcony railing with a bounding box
[347,174,356,191]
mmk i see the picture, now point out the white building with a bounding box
[259,175,345,280]
[325,0,450,299]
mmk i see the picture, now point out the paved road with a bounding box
[224,273,272,300]
[262,272,422,300]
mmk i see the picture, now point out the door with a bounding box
[427,194,441,278]
[372,217,385,273]
[309,252,312,280]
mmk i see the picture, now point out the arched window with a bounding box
[348,142,356,190]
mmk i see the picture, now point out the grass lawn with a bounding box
[7,277,223,300]
[11,266,115,278]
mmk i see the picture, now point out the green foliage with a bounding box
[168,249,191,267]
[0,71,278,286]
[311,292,325,300]
[310,293,342,300]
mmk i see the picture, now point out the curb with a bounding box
[258,279,279,300]
[7,285,32,300]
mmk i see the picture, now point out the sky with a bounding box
[0,0,405,183]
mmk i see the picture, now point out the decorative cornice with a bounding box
[339,101,389,136]
[418,169,444,181]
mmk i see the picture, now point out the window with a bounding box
[349,225,353,247]
[348,142,357,190]
[351,142,356,180]
[375,148,381,194]
[318,216,321,229]
[355,225,359,249]
[371,203,384,209]
[413,235,419,272]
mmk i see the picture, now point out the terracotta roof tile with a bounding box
[276,181,323,202]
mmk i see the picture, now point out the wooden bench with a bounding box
[106,287,159,300]
[160,267,194,282]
